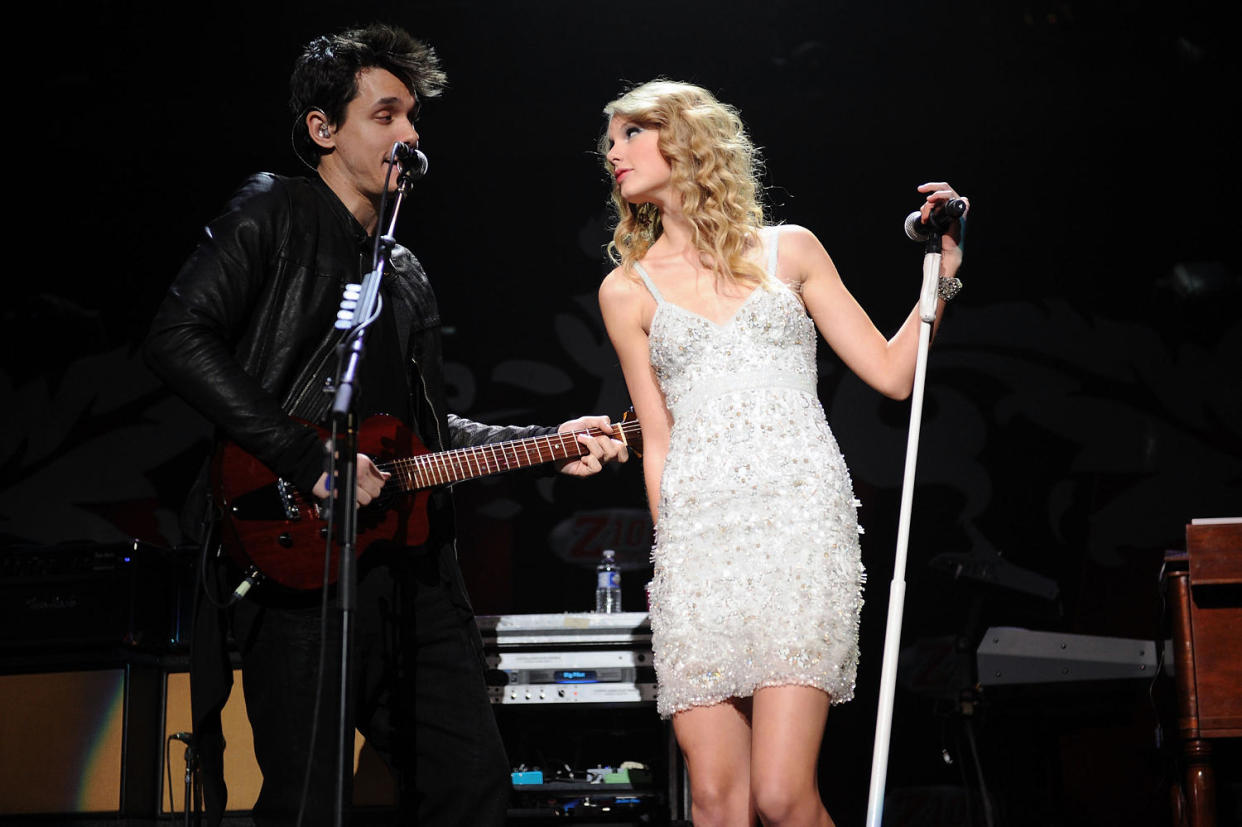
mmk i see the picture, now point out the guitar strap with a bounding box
[282,325,350,425]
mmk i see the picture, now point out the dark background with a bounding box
[4,1,1240,824]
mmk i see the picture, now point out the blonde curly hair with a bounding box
[600,80,768,287]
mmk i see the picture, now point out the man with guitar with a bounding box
[144,23,628,827]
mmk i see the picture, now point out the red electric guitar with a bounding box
[212,413,641,591]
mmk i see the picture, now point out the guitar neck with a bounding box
[382,420,640,492]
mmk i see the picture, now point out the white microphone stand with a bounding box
[864,223,945,827]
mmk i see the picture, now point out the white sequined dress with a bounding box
[635,226,865,718]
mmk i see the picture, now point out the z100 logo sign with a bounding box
[548,508,653,570]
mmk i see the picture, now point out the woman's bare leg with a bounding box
[749,685,833,827]
[672,698,756,826]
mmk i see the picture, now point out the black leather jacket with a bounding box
[145,172,551,587]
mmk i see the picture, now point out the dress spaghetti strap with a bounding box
[765,225,783,279]
[633,262,667,304]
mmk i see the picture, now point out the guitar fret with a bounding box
[520,439,533,466]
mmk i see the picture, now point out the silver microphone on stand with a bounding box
[392,143,428,184]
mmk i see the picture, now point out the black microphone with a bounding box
[904,198,967,242]
[391,142,428,183]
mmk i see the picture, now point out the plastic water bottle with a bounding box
[595,549,622,613]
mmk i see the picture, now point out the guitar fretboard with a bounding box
[379,420,641,491]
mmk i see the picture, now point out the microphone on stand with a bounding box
[904,198,967,241]
[391,143,428,184]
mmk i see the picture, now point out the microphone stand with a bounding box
[864,223,945,827]
[328,162,416,827]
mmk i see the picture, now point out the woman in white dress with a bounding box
[596,80,967,827]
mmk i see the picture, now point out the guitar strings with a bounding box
[372,421,642,490]
[370,422,643,478]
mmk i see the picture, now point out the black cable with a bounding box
[296,432,339,827]
[193,484,237,612]
[1151,559,1170,746]
[1148,559,1180,811]
[166,733,177,814]
[953,720,976,826]
[964,715,994,827]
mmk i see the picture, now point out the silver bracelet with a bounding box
[938,276,962,302]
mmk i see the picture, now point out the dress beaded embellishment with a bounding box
[636,226,865,718]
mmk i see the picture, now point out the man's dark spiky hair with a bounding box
[289,23,447,163]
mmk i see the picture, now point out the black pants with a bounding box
[232,551,510,826]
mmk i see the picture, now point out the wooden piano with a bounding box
[1165,519,1242,827]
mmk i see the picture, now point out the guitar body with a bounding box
[212,415,430,592]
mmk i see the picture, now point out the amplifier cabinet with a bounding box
[0,665,161,817]
[0,663,394,818]
[0,540,191,653]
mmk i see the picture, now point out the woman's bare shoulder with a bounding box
[771,223,826,254]
[599,265,644,307]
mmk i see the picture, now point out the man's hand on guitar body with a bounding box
[311,453,392,505]
[556,414,630,477]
